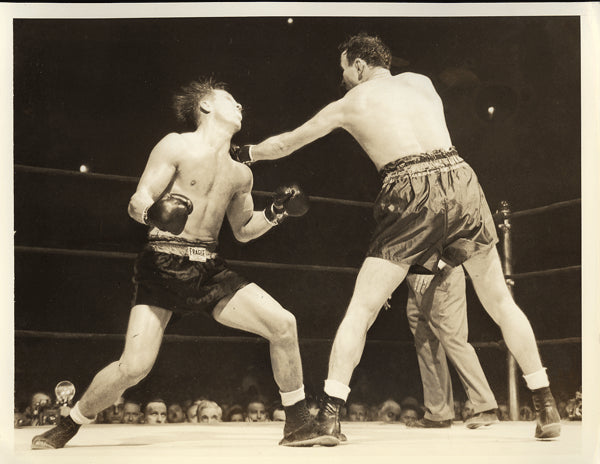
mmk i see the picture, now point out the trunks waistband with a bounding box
[147,239,218,262]
[379,147,465,185]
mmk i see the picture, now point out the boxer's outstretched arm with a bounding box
[226,170,274,243]
[128,133,181,224]
[252,99,346,161]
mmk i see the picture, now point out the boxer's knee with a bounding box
[266,310,297,344]
[117,357,153,385]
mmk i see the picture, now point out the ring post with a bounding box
[497,200,519,421]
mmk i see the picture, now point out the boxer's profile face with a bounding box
[340,52,360,91]
[209,89,243,131]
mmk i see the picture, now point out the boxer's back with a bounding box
[343,72,453,171]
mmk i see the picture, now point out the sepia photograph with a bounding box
[2,3,599,464]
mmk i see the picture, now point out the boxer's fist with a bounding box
[265,184,309,225]
[144,193,193,235]
[229,144,254,165]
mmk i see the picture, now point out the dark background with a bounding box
[13,17,581,410]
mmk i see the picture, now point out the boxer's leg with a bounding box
[464,247,560,438]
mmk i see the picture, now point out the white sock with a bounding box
[69,401,95,425]
[523,368,550,390]
[280,385,306,407]
[324,379,351,402]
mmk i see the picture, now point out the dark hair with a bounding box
[338,33,392,69]
[172,77,227,129]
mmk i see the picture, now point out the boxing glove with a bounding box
[144,193,193,235]
[264,184,310,225]
[229,144,254,165]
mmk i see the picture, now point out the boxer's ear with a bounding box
[354,58,366,80]
[198,99,212,114]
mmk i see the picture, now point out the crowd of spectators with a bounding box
[14,383,582,427]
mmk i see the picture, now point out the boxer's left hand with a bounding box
[229,144,254,165]
[264,183,309,225]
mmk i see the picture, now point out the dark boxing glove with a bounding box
[229,144,254,165]
[144,193,193,235]
[264,184,310,225]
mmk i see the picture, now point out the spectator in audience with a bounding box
[122,400,142,424]
[565,387,581,421]
[271,402,286,421]
[497,403,510,421]
[26,392,53,426]
[144,399,168,425]
[15,408,31,428]
[246,398,268,422]
[186,403,199,423]
[167,403,186,423]
[461,400,475,422]
[400,397,422,424]
[103,397,126,424]
[377,399,402,423]
[347,402,369,422]
[225,404,245,422]
[519,405,535,421]
[197,400,222,424]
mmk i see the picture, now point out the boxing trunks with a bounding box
[132,238,249,317]
[367,147,498,271]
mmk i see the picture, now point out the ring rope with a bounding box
[13,329,580,349]
[14,164,372,209]
[14,164,578,214]
[14,245,580,279]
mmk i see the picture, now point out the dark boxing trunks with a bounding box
[367,147,498,271]
[132,238,249,317]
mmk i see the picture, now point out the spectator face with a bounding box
[229,412,244,422]
[400,408,418,424]
[145,402,167,424]
[498,404,509,421]
[186,404,199,423]
[246,402,267,422]
[168,404,185,423]
[461,400,475,421]
[31,393,52,411]
[105,397,125,424]
[378,400,401,422]
[122,402,141,424]
[519,406,534,421]
[348,403,368,422]
[198,405,221,424]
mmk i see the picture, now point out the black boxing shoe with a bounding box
[532,387,561,439]
[406,417,452,428]
[31,415,80,449]
[316,394,347,442]
[279,419,340,447]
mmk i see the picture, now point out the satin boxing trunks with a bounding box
[367,147,498,272]
[132,238,249,317]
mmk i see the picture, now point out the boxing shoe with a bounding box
[464,410,499,429]
[279,419,340,447]
[406,417,452,428]
[31,415,80,449]
[316,394,347,442]
[532,387,561,439]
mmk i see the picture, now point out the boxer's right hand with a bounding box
[264,184,310,225]
[144,193,193,235]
